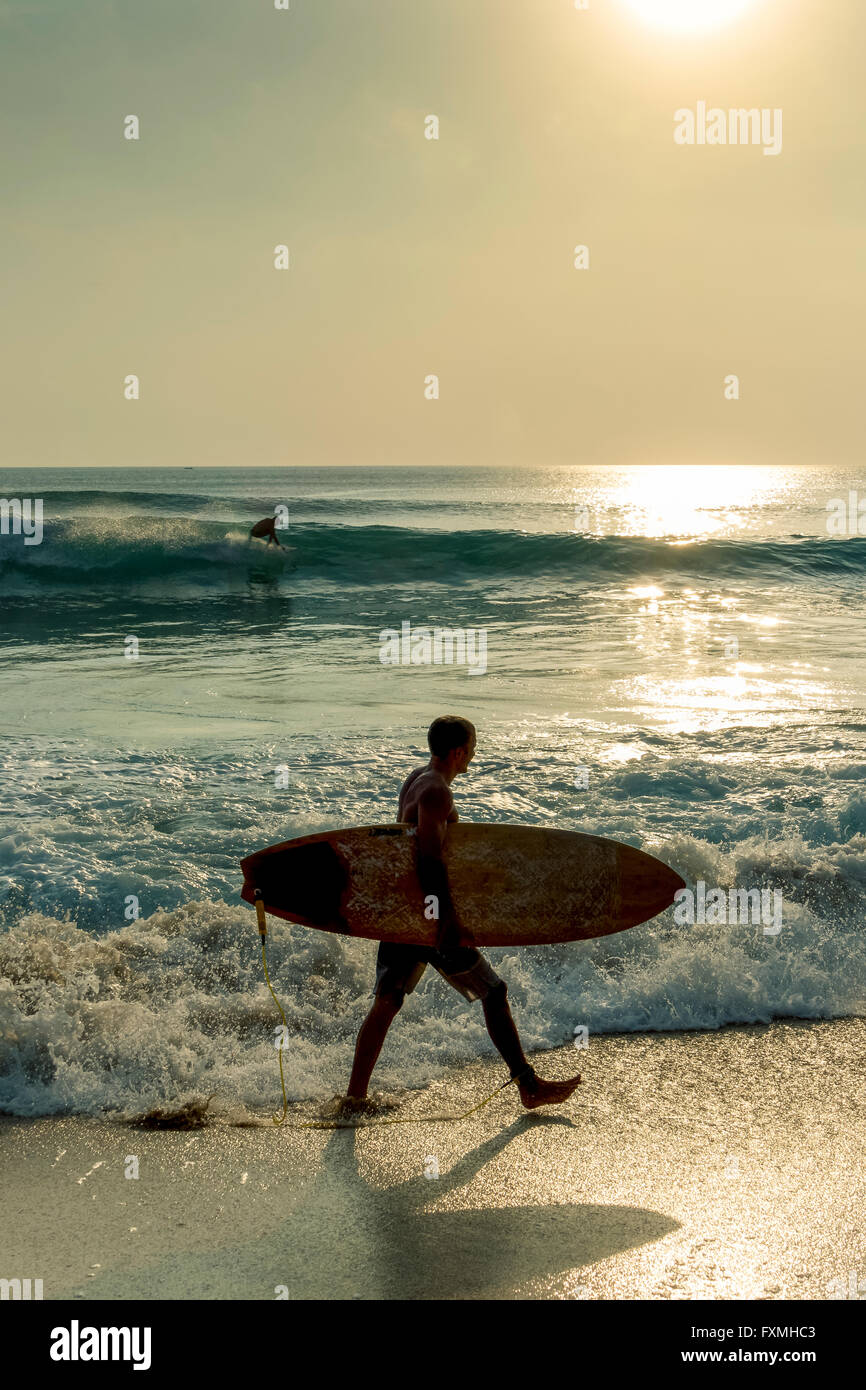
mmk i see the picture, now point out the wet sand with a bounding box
[2,1018,863,1300]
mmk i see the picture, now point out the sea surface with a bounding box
[1,464,865,1116]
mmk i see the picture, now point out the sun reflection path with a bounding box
[613,576,829,736]
[601,465,787,539]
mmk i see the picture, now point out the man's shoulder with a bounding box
[400,764,430,792]
[413,770,452,807]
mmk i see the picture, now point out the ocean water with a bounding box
[1,463,865,1116]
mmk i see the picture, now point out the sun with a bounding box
[623,0,754,32]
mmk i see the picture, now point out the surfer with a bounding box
[249,517,283,547]
[341,715,582,1114]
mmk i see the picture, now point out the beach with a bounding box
[3,1018,862,1301]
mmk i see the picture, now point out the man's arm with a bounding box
[415,785,462,955]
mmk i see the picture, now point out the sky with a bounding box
[1,0,863,468]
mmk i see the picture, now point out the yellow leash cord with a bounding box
[260,934,290,1126]
[296,1073,520,1131]
[254,892,522,1131]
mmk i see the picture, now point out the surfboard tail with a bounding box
[240,839,349,931]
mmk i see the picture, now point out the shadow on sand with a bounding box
[78,1111,679,1300]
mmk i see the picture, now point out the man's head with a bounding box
[427,715,476,775]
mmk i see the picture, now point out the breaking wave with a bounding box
[1,825,863,1116]
[3,517,865,594]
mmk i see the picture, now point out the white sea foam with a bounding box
[1,829,862,1117]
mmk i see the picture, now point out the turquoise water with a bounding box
[1,464,865,1114]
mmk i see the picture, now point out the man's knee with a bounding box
[374,988,404,1015]
[482,978,508,1008]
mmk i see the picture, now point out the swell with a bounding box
[2,520,865,590]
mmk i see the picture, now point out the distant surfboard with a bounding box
[240,823,685,947]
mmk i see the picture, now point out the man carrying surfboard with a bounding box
[341,716,582,1114]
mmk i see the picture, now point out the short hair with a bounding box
[427,715,476,758]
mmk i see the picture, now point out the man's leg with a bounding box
[481,982,531,1078]
[346,992,402,1099]
[476,977,582,1110]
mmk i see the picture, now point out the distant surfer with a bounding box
[340,716,582,1114]
[249,517,283,547]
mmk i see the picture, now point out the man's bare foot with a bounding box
[517,1069,581,1110]
[320,1092,401,1121]
[321,1094,379,1121]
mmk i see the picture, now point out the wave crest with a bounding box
[3,520,865,591]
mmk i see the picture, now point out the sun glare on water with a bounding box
[623,0,754,32]
[606,464,780,539]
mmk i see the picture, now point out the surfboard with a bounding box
[240,823,684,948]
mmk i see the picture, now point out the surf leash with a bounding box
[253,891,525,1130]
[254,891,290,1126]
[295,1072,524,1131]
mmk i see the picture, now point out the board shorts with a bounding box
[374,941,504,1004]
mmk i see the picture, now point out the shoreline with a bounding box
[2,1017,863,1301]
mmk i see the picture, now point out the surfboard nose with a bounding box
[615,846,685,930]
